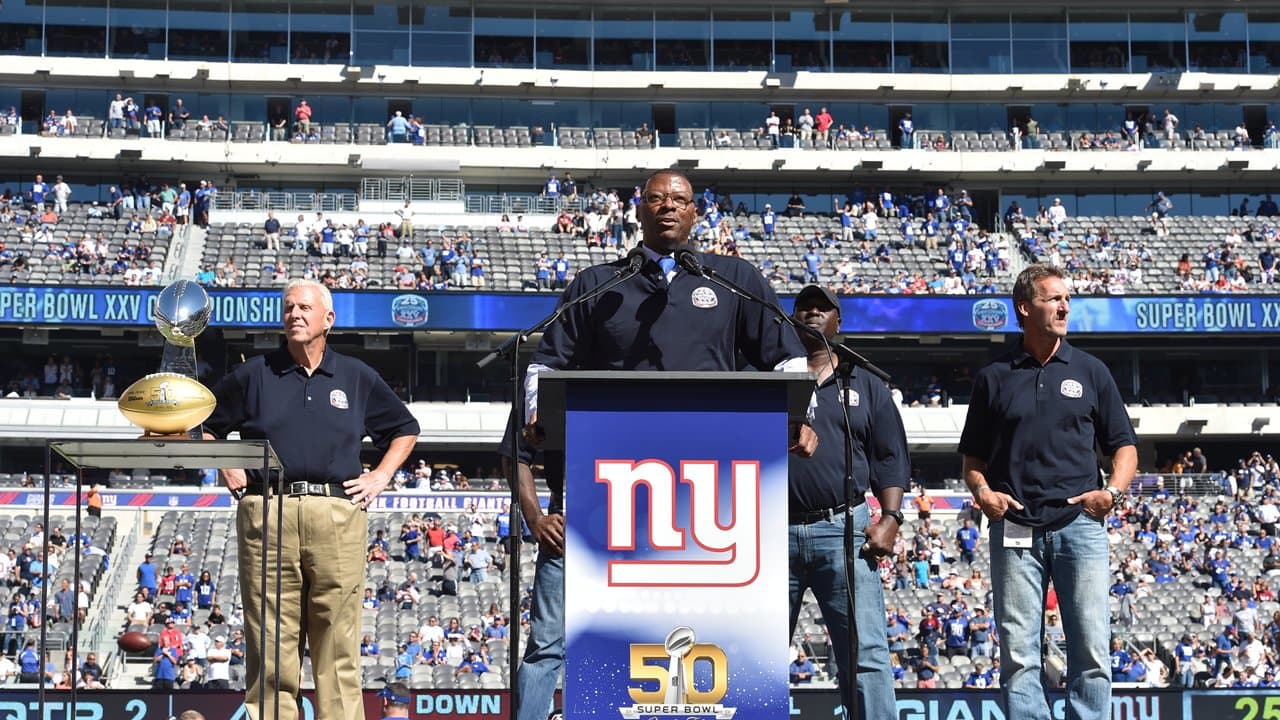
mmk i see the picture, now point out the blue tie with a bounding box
[658,255,677,285]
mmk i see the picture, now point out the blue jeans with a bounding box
[516,551,563,720]
[788,502,895,720]
[991,513,1111,720]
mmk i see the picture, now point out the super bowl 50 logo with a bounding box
[622,626,735,719]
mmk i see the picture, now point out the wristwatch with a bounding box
[1103,486,1124,505]
[881,508,905,525]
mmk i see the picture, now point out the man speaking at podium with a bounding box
[514,169,815,720]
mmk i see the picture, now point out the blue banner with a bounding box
[563,380,792,720]
[2,284,1278,334]
[4,488,541,513]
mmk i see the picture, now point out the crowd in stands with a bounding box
[1012,191,1280,294]
[3,352,126,400]
[19,89,1280,155]
[0,519,112,689]
[1,170,218,285]
[123,498,514,690]
[785,444,1280,690]
[362,512,511,684]
[129,548,244,691]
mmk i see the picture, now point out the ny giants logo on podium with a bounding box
[595,459,760,587]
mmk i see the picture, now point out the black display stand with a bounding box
[46,439,281,720]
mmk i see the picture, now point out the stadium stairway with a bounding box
[172,224,209,282]
[107,511,170,689]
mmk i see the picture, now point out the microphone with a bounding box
[674,247,705,277]
[671,246,891,382]
[622,246,646,275]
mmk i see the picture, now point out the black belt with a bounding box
[243,481,347,498]
[789,498,865,525]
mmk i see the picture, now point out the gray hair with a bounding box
[283,278,333,313]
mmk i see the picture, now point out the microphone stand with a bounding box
[676,248,888,720]
[475,248,645,719]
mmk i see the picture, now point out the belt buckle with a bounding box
[287,481,308,496]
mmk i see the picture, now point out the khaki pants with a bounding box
[238,495,367,720]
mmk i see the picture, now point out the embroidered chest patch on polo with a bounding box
[1060,379,1083,398]
[330,389,350,409]
[691,287,718,309]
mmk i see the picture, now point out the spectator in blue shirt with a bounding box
[761,204,777,241]
[1109,638,1134,682]
[360,635,379,657]
[801,249,822,283]
[394,644,414,679]
[455,650,489,676]
[955,519,979,565]
[551,252,570,290]
[964,661,993,688]
[912,551,930,589]
[944,611,970,658]
[387,111,410,143]
[789,650,816,684]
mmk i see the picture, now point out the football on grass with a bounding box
[117,372,217,435]
[117,631,155,653]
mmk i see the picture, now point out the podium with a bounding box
[538,371,813,720]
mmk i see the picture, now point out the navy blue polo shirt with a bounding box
[958,339,1135,530]
[205,347,419,487]
[789,366,909,513]
[533,250,804,372]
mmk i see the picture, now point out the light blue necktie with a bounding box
[658,255,677,285]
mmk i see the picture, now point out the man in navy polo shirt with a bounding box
[204,279,419,720]
[787,284,906,719]
[959,263,1136,720]
[513,169,815,720]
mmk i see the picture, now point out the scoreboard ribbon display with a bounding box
[2,284,1278,334]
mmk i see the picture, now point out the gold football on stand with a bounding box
[117,372,217,435]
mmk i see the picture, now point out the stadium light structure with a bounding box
[118,149,142,160]
[772,158,785,170]
[1226,159,1249,170]
[1136,159,1152,171]
[1042,159,1066,171]
[859,160,883,171]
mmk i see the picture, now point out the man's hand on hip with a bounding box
[345,469,391,509]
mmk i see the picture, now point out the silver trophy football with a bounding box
[154,279,211,378]
[153,280,212,437]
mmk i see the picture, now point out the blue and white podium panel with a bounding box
[564,381,791,720]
